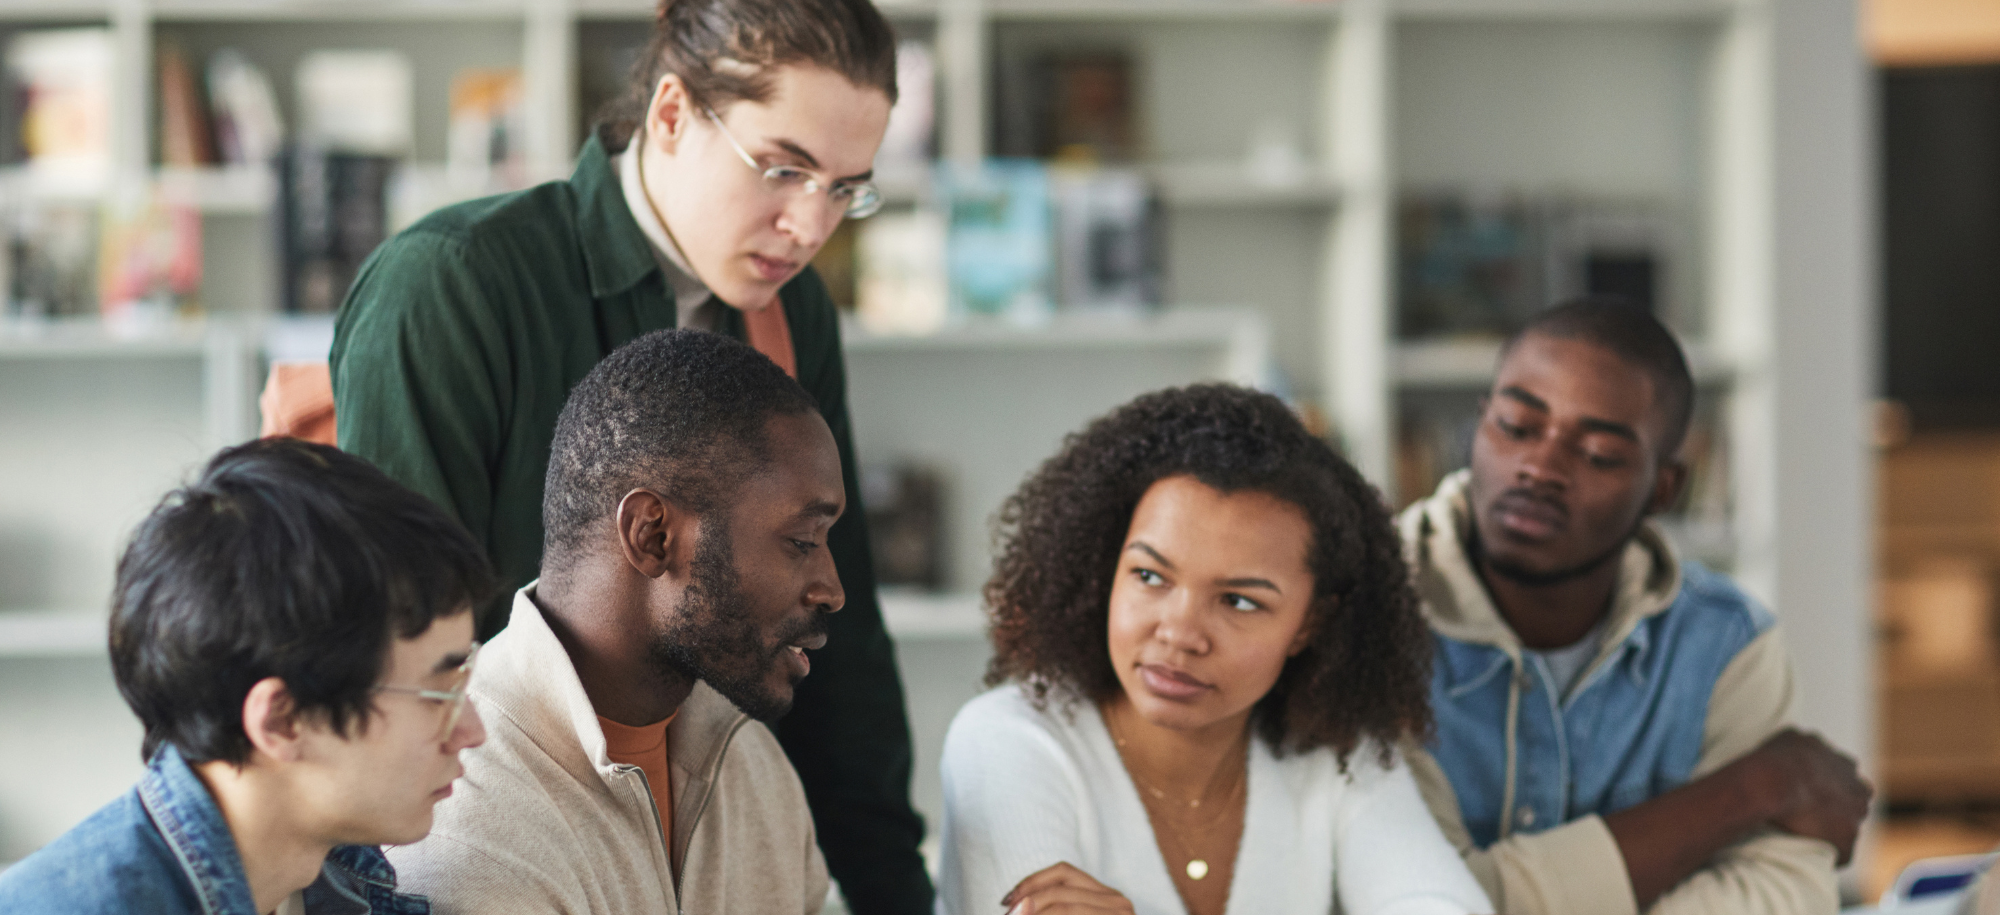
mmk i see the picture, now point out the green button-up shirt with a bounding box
[329,133,931,914]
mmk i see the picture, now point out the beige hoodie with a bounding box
[387,586,829,914]
[1399,471,1838,915]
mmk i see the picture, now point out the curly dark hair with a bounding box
[984,384,1432,766]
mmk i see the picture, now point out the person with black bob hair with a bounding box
[0,437,496,915]
[937,384,1493,915]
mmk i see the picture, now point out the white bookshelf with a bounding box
[0,0,1871,884]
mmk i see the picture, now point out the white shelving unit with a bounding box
[0,0,1872,884]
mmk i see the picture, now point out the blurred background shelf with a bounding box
[1392,337,1735,388]
[0,0,1872,894]
[149,0,531,21]
[0,612,106,659]
[985,0,1342,22]
[1389,0,1735,21]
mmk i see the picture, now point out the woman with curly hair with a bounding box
[937,384,1492,915]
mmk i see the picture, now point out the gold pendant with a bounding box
[1186,859,1209,881]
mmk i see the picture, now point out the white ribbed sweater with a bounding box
[936,686,1492,915]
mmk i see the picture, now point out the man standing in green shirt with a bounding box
[329,1,931,911]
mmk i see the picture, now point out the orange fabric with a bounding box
[742,302,797,378]
[599,713,677,850]
[259,361,338,445]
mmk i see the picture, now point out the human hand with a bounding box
[1000,862,1136,915]
[1741,728,1873,864]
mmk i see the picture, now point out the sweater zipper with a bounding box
[612,712,752,915]
[616,764,680,915]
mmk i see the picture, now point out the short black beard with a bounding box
[646,521,819,723]
[1472,512,1646,588]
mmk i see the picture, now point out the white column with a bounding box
[1768,0,1876,852]
[1324,0,1394,490]
[937,0,986,169]
[110,0,151,195]
[1708,1,1778,602]
[523,0,577,181]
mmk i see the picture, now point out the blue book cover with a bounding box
[938,159,1052,324]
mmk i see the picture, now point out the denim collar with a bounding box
[135,745,423,915]
[138,744,260,915]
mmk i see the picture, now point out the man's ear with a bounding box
[1646,457,1689,516]
[645,74,694,154]
[616,488,698,580]
[240,676,305,763]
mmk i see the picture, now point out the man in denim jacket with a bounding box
[1400,300,1873,915]
[0,439,495,914]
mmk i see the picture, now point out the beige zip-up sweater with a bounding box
[387,585,829,914]
[1399,472,1838,915]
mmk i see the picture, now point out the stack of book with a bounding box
[1397,190,1675,341]
[2,28,114,319]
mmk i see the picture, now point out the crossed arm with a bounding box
[1409,627,1871,915]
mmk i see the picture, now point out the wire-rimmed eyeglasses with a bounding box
[373,640,481,742]
[704,106,884,220]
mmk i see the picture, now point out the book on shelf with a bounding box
[993,45,1138,163]
[157,41,215,168]
[863,462,948,591]
[4,204,99,319]
[856,207,948,336]
[1050,166,1159,314]
[275,49,413,314]
[296,50,413,157]
[1394,396,1482,509]
[6,28,113,189]
[1397,190,1675,341]
[940,159,1053,324]
[1036,51,1137,164]
[447,68,525,190]
[97,191,203,321]
[280,149,393,314]
[207,49,285,166]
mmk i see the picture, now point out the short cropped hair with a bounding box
[1506,296,1696,457]
[541,328,818,562]
[110,438,496,765]
[984,384,1433,767]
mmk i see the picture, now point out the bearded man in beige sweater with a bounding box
[387,328,843,913]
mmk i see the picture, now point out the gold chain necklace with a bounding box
[1104,704,1248,882]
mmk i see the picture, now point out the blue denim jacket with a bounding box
[0,744,428,915]
[1402,473,1776,850]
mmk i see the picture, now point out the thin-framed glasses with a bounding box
[374,641,481,741]
[703,106,884,220]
